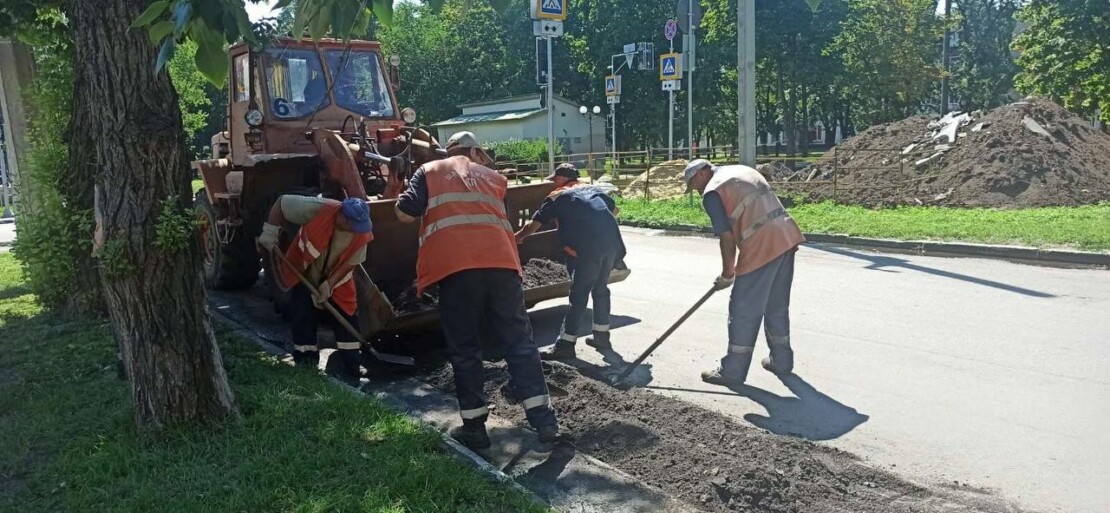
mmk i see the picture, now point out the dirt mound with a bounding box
[424,361,1017,513]
[624,160,688,200]
[811,98,1110,207]
[522,258,570,289]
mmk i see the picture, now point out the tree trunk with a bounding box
[799,84,810,157]
[70,0,237,427]
[778,65,797,158]
[63,72,104,316]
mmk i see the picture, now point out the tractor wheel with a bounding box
[195,190,261,290]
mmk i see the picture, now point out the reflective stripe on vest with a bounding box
[420,214,514,246]
[740,207,788,241]
[427,191,506,213]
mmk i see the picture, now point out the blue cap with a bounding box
[340,198,372,234]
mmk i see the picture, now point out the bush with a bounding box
[486,138,564,164]
[10,12,97,310]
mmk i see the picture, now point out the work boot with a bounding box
[540,341,577,361]
[449,421,491,451]
[292,349,320,370]
[701,366,746,387]
[326,349,363,382]
[761,356,793,376]
[585,332,611,350]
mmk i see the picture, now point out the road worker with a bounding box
[514,163,626,360]
[257,196,373,381]
[394,131,560,450]
[683,159,805,386]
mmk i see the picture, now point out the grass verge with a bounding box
[0,252,547,513]
[616,198,1110,251]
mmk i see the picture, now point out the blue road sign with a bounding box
[537,0,567,20]
[659,53,682,81]
[605,75,621,96]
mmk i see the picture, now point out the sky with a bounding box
[245,0,279,22]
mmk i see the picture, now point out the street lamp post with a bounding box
[579,105,601,178]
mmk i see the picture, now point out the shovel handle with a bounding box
[613,285,720,385]
[271,248,365,344]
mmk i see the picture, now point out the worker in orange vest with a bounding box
[683,159,806,386]
[395,132,560,451]
[514,163,626,360]
[257,196,373,381]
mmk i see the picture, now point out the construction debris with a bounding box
[522,258,570,289]
[798,98,1110,207]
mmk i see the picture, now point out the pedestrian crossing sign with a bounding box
[605,75,621,97]
[659,53,682,81]
[535,0,567,20]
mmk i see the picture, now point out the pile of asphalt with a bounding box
[422,361,1018,513]
[522,258,570,289]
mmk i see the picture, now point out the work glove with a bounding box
[257,223,281,252]
[312,280,333,307]
[713,273,735,291]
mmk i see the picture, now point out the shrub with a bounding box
[486,138,564,164]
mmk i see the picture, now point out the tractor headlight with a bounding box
[401,108,417,124]
[245,109,263,127]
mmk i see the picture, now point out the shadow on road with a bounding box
[808,243,1056,298]
[649,373,869,441]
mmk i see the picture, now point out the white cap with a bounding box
[446,131,481,150]
[683,159,712,183]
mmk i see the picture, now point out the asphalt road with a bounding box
[527,227,1110,513]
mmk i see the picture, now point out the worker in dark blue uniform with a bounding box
[516,163,626,360]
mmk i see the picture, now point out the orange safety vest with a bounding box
[416,156,522,294]
[280,201,373,315]
[706,165,805,276]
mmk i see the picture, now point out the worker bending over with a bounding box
[515,164,626,360]
[683,159,805,386]
[395,132,560,450]
[257,196,373,381]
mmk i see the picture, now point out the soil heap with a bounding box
[624,160,689,200]
[805,98,1110,207]
[522,258,570,289]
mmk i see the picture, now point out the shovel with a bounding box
[271,248,415,366]
[611,285,720,386]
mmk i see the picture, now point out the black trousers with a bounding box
[438,268,557,429]
[289,284,360,370]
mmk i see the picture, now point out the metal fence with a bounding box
[500,145,976,206]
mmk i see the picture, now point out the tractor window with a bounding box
[234,54,249,102]
[263,48,329,119]
[325,50,394,118]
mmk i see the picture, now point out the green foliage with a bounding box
[616,198,1110,251]
[0,255,551,513]
[7,10,96,310]
[154,196,197,253]
[951,0,1020,111]
[167,39,215,159]
[96,239,136,281]
[1013,0,1110,125]
[830,0,944,126]
[487,138,562,164]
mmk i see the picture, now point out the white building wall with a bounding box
[521,101,605,156]
[436,121,527,146]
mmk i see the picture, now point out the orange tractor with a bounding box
[192,37,629,339]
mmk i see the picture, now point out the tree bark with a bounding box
[777,64,797,158]
[63,71,103,316]
[70,0,237,427]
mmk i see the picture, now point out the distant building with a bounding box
[431,94,606,158]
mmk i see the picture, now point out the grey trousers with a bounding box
[722,249,796,381]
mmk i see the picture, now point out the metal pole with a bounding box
[611,103,617,178]
[687,0,695,159]
[737,0,756,166]
[668,37,675,161]
[546,36,555,170]
[940,0,952,115]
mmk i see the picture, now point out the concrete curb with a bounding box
[620,221,1110,269]
[207,311,550,510]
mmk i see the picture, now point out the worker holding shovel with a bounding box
[257,195,374,381]
[515,163,626,360]
[683,160,805,387]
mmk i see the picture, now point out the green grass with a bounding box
[0,252,547,513]
[616,198,1110,251]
